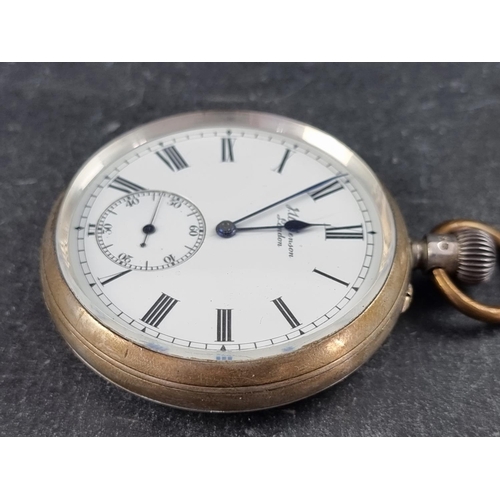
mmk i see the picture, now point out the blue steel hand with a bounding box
[233,174,346,225]
[216,174,346,238]
[235,220,329,233]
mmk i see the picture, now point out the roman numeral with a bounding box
[276,149,292,173]
[309,179,343,201]
[99,269,132,286]
[272,297,300,329]
[221,138,235,162]
[216,309,232,342]
[156,146,189,171]
[325,225,364,240]
[109,176,145,194]
[87,223,96,236]
[141,293,179,328]
[313,268,349,287]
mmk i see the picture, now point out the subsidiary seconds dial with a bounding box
[96,190,205,271]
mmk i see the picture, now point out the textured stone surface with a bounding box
[1,63,499,436]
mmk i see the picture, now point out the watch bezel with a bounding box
[54,111,397,361]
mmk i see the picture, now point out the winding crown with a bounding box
[455,229,496,285]
[412,228,497,285]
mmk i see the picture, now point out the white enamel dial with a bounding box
[56,112,395,361]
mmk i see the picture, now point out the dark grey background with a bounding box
[1,63,499,436]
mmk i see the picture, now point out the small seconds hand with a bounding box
[140,193,164,247]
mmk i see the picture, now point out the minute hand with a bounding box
[233,173,347,225]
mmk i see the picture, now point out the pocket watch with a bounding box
[40,111,500,412]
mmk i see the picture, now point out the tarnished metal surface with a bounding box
[41,194,412,411]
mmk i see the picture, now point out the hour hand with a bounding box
[216,219,329,237]
[284,220,329,232]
